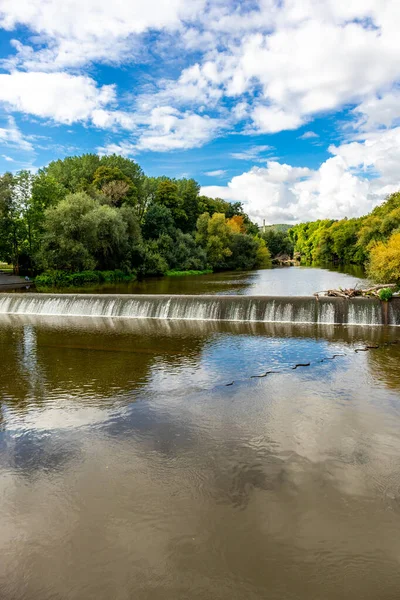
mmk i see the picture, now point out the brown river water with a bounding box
[1,267,400,600]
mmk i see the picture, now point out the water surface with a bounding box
[1,314,400,599]
[29,265,368,296]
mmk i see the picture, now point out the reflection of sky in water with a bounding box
[34,265,369,297]
[1,316,400,599]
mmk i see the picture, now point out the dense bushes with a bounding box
[165,269,213,276]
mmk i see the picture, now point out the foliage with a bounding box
[226,215,246,233]
[255,238,272,268]
[261,226,294,257]
[0,153,265,283]
[36,192,136,272]
[35,269,134,289]
[196,212,232,269]
[0,170,41,273]
[378,287,394,301]
[142,203,176,239]
[137,240,168,276]
[289,192,400,280]
[368,232,400,283]
[165,269,213,276]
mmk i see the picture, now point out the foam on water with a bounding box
[0,294,398,326]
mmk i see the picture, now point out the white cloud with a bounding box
[144,1,400,135]
[2,0,400,155]
[98,107,223,153]
[1,154,14,161]
[201,125,400,224]
[204,169,226,177]
[231,145,274,161]
[97,142,138,158]
[0,72,116,125]
[135,107,223,152]
[0,0,206,69]
[0,116,33,152]
[353,90,400,130]
[299,131,319,140]
[251,105,304,133]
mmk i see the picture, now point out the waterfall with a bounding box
[0,294,399,326]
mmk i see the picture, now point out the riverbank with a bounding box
[0,271,31,290]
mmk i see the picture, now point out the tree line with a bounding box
[0,154,271,281]
[288,191,400,283]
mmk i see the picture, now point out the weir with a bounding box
[0,293,399,326]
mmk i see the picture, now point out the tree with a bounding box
[142,203,176,240]
[368,232,400,283]
[44,154,101,192]
[93,166,135,206]
[226,215,246,234]
[0,170,39,273]
[176,178,201,232]
[156,230,207,271]
[155,180,187,229]
[261,227,294,257]
[37,192,130,272]
[255,238,272,268]
[196,212,232,269]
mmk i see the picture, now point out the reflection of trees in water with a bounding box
[1,314,399,412]
[0,326,32,410]
[0,319,211,412]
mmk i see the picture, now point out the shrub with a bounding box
[35,269,135,289]
[165,269,213,277]
[378,288,393,301]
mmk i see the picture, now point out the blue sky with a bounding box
[0,0,399,223]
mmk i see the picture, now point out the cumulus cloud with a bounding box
[0,0,206,69]
[0,72,116,125]
[136,108,223,152]
[353,90,400,131]
[201,126,400,224]
[97,107,223,153]
[2,0,400,160]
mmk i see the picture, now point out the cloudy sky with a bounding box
[0,0,399,224]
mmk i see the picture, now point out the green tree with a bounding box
[176,178,201,232]
[155,180,187,229]
[261,227,294,257]
[196,212,232,269]
[142,203,176,240]
[37,192,131,272]
[0,170,40,273]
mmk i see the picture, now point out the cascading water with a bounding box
[0,293,399,325]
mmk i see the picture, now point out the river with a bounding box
[1,266,400,600]
[44,264,368,296]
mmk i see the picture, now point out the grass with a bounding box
[35,269,136,290]
[165,269,213,277]
[0,262,13,273]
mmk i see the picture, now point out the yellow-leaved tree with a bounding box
[368,232,400,283]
